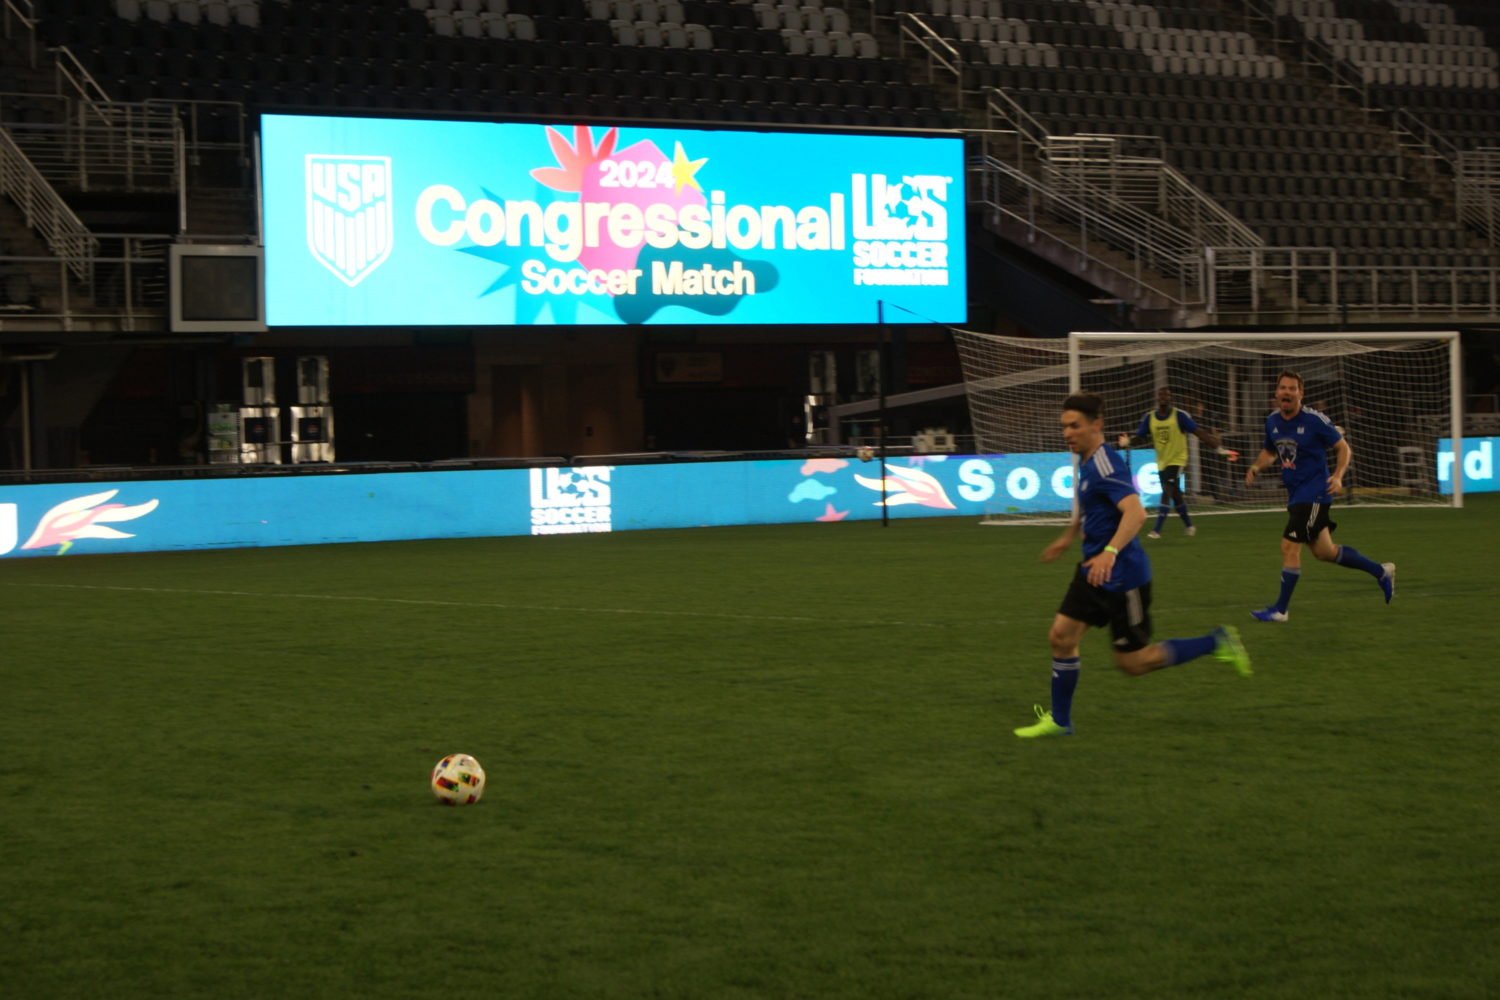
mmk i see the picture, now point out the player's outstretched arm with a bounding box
[1192,426,1238,460]
[1244,448,1276,486]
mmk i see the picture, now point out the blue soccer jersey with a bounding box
[1263,406,1343,505]
[1076,444,1151,592]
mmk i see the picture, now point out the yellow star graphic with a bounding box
[669,141,708,194]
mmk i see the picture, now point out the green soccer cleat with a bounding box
[1213,625,1253,677]
[1014,704,1073,738]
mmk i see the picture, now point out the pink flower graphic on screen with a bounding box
[852,464,957,510]
[531,125,709,281]
[22,489,160,554]
[530,124,619,193]
[800,458,848,476]
[815,503,849,522]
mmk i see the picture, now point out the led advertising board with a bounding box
[2,438,1478,559]
[260,114,966,327]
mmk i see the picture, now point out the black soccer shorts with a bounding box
[1058,574,1153,653]
[1158,464,1184,501]
[1282,502,1337,544]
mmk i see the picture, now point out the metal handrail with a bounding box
[897,12,963,109]
[1043,132,1261,250]
[1,0,37,67]
[1392,106,1461,170]
[984,88,1049,158]
[0,125,98,284]
[1240,0,1372,109]
[52,45,112,112]
[6,118,181,191]
[1205,246,1500,317]
[970,152,1202,307]
[1457,147,1500,247]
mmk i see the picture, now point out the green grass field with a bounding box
[2,500,1496,999]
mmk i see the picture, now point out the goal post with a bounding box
[953,330,1463,524]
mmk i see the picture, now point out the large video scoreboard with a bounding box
[260,114,966,327]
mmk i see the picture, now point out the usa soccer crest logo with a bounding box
[305,154,392,286]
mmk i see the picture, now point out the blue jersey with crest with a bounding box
[1077,443,1151,592]
[1263,406,1343,505]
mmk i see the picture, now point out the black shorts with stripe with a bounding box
[1282,502,1337,544]
[1058,574,1153,653]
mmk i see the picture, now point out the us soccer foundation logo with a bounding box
[306,154,393,286]
[529,467,613,535]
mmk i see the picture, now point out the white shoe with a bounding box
[1146,530,1161,539]
[1184,526,1197,537]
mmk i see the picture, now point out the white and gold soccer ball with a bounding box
[430,753,485,806]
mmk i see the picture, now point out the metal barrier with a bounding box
[1206,246,1500,317]
[0,125,97,285]
[896,12,963,110]
[1458,148,1500,248]
[970,146,1202,310]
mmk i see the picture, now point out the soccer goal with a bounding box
[952,330,1463,524]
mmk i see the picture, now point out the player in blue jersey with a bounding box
[1243,371,1396,623]
[1015,393,1251,739]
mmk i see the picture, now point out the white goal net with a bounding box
[953,330,1462,523]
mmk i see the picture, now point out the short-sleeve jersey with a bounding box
[1077,444,1151,592]
[1133,408,1198,468]
[1262,406,1343,505]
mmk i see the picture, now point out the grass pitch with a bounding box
[2,499,1496,999]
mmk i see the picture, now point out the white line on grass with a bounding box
[1,581,949,629]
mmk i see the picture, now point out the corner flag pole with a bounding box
[878,298,889,527]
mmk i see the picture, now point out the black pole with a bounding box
[878,299,889,527]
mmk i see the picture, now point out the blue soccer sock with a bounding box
[1275,568,1301,612]
[1050,657,1080,728]
[1154,506,1169,532]
[1335,545,1385,579]
[1159,634,1218,666]
[1175,501,1193,527]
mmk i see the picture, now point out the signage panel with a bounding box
[261,115,966,327]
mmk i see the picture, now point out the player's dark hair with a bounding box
[1062,393,1104,421]
[1276,370,1304,389]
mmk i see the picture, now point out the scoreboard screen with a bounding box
[260,114,966,327]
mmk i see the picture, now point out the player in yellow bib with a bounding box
[1117,387,1238,538]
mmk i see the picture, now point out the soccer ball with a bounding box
[856,446,875,462]
[430,753,485,806]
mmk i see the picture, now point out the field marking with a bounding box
[0,581,950,629]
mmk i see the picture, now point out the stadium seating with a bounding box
[33,0,948,129]
[893,0,1497,279]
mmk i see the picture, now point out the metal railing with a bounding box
[0,125,97,284]
[970,146,1203,309]
[1,0,37,68]
[1457,147,1500,247]
[896,12,963,110]
[1042,132,1263,251]
[1391,106,1461,175]
[0,235,172,330]
[1206,246,1500,317]
[6,113,181,192]
[982,89,1265,308]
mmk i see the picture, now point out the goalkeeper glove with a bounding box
[1215,447,1240,461]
